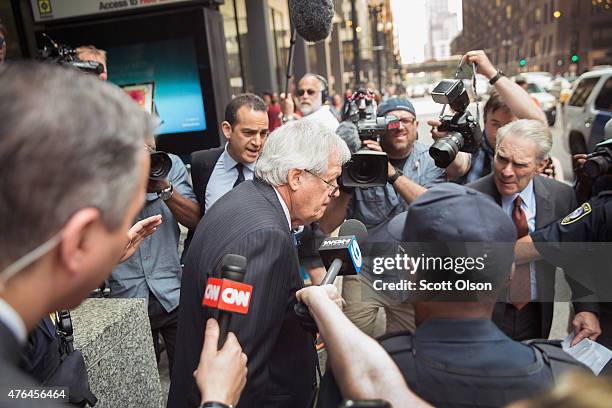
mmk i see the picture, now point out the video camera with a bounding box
[38,33,104,76]
[429,79,483,168]
[341,89,400,188]
[584,139,612,179]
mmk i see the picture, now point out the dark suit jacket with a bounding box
[168,180,317,408]
[190,146,225,215]
[468,174,598,337]
[0,320,63,408]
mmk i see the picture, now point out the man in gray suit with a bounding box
[169,120,351,408]
[468,119,600,341]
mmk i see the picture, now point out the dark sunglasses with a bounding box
[297,89,317,97]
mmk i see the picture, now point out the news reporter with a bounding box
[195,319,248,408]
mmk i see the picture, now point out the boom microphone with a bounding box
[202,254,250,348]
[336,121,362,155]
[294,219,367,329]
[289,0,334,43]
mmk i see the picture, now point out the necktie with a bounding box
[510,196,531,309]
[233,163,245,187]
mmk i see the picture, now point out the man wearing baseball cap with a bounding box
[309,184,585,407]
[320,97,446,337]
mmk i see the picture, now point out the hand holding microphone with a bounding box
[194,318,248,408]
[294,219,367,331]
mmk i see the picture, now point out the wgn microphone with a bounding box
[294,219,368,329]
[202,254,250,349]
[289,0,334,43]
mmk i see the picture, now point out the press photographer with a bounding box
[38,34,106,80]
[428,50,547,183]
[320,95,446,337]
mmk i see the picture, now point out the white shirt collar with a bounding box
[272,186,292,231]
[501,178,535,210]
[0,296,27,345]
[222,145,256,172]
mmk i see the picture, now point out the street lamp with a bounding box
[553,10,561,18]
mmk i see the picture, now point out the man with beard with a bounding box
[320,97,446,337]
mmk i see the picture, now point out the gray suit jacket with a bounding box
[468,174,598,337]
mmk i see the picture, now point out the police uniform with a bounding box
[531,190,612,361]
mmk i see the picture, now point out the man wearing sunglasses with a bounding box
[281,73,339,132]
[320,97,446,338]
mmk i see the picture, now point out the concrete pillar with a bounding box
[245,0,278,94]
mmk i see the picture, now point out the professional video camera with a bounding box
[341,89,400,188]
[38,33,104,76]
[149,150,173,181]
[429,79,483,168]
[584,139,612,179]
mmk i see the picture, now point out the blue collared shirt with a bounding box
[110,153,197,313]
[458,130,496,185]
[501,179,537,301]
[205,146,255,212]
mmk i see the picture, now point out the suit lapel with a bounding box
[533,176,553,229]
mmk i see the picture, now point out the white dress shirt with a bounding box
[0,296,27,344]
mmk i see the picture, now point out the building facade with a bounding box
[453,0,612,76]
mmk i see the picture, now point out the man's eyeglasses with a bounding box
[304,169,339,195]
[398,117,416,127]
[297,89,317,97]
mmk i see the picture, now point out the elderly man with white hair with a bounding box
[169,119,350,408]
[468,119,600,343]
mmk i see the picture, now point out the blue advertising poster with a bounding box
[107,38,207,135]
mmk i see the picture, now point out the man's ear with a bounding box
[287,169,303,191]
[221,121,232,141]
[59,208,102,276]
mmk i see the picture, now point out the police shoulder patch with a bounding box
[560,203,592,225]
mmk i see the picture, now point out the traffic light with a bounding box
[571,54,579,63]
[519,59,526,67]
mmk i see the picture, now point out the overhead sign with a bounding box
[31,0,196,22]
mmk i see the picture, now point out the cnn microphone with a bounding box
[202,254,250,349]
[289,0,334,43]
[294,219,367,328]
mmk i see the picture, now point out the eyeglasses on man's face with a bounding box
[304,169,339,196]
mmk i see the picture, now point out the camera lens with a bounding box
[348,154,387,184]
[149,151,172,180]
[584,155,612,179]
[429,132,463,168]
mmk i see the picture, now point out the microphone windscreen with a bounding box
[336,121,361,155]
[289,0,334,43]
[220,254,247,281]
[339,219,368,241]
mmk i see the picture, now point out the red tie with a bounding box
[510,196,531,310]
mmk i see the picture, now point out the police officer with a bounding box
[315,183,587,407]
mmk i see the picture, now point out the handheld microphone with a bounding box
[289,0,334,43]
[202,254,250,349]
[294,219,367,330]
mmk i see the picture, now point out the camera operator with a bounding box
[320,97,446,336]
[429,50,547,182]
[75,45,107,81]
[110,136,200,372]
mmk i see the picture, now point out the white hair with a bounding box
[496,119,552,162]
[255,118,351,186]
